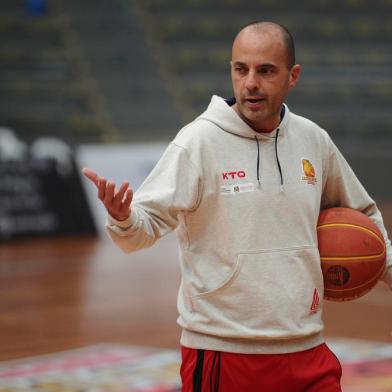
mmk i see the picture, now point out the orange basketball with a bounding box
[317,207,386,301]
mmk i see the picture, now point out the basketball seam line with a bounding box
[317,223,386,250]
[320,250,386,261]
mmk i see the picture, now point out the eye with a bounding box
[259,66,276,75]
[234,64,248,75]
[234,66,247,75]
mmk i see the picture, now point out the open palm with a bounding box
[82,167,133,221]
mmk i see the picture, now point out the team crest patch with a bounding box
[301,159,317,185]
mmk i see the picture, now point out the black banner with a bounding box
[0,157,96,240]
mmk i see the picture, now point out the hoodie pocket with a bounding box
[190,245,323,338]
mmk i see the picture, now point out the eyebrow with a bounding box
[259,63,278,70]
[232,61,246,66]
[232,61,278,69]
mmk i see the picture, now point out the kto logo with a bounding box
[222,171,246,180]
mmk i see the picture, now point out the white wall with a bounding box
[76,143,167,235]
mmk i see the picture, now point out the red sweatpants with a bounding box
[180,343,342,392]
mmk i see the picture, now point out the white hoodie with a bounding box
[107,96,392,354]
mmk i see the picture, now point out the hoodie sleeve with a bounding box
[106,142,201,253]
[321,136,392,290]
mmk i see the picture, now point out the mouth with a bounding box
[244,97,266,109]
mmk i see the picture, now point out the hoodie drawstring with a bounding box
[275,128,284,191]
[254,135,261,187]
[255,129,284,192]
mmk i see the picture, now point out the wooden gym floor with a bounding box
[0,202,392,362]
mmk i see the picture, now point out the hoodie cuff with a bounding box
[106,210,137,231]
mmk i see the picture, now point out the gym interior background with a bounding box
[0,0,391,389]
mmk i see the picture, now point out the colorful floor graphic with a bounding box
[0,339,391,391]
[0,345,181,392]
[329,339,392,392]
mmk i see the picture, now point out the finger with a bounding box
[104,181,115,206]
[82,167,99,186]
[98,177,107,201]
[121,188,133,213]
[112,181,129,208]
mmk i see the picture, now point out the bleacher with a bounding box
[133,0,392,144]
[1,0,391,151]
[1,0,181,144]
[59,0,182,142]
[0,0,109,144]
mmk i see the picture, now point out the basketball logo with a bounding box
[325,265,350,286]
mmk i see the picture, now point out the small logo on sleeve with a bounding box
[301,159,317,185]
[309,288,320,314]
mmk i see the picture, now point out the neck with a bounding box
[232,102,286,133]
[256,127,275,133]
[234,106,280,133]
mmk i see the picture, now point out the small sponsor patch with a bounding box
[222,170,246,180]
[220,182,255,195]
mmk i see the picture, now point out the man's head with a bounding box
[231,21,301,132]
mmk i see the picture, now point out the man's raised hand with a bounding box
[82,167,133,221]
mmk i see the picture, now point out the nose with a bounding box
[244,70,259,93]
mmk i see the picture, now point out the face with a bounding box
[231,28,301,131]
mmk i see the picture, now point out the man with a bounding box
[83,21,392,391]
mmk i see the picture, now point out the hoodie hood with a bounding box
[198,95,288,190]
[197,95,290,140]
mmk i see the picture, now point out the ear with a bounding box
[288,64,301,90]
